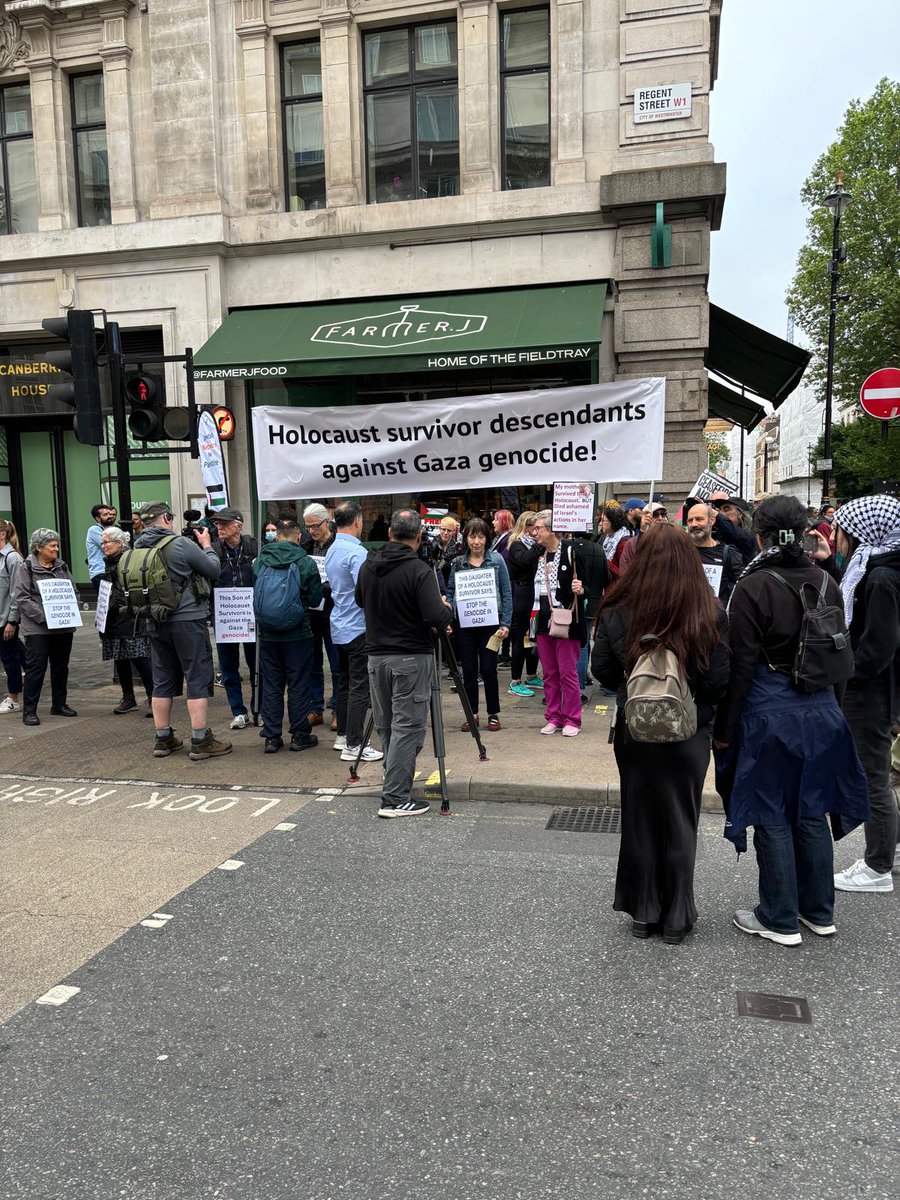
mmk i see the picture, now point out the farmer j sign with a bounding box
[311,305,489,349]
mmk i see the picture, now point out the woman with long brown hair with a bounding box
[592,523,729,943]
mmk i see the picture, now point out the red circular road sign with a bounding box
[859,367,900,420]
[212,405,235,440]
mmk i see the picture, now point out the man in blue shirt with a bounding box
[325,501,383,765]
[86,503,117,593]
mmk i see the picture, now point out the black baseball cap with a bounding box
[211,507,244,523]
[710,495,751,514]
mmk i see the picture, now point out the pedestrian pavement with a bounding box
[1,791,896,1199]
[3,622,722,809]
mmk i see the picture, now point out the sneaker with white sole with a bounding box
[561,724,580,737]
[507,682,534,697]
[834,859,894,892]
[893,845,900,876]
[525,676,544,689]
[378,799,429,818]
[0,697,20,713]
[733,909,802,946]
[230,714,249,730]
[540,722,561,735]
[798,916,837,936]
[341,745,384,763]
[333,735,348,752]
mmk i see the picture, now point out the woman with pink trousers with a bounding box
[531,511,586,736]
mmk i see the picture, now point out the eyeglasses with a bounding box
[651,510,668,519]
[306,519,326,531]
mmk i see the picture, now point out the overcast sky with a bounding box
[707,0,900,343]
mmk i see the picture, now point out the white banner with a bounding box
[214,587,256,643]
[455,570,499,629]
[198,410,229,513]
[37,579,83,630]
[552,481,595,532]
[691,469,738,502]
[702,563,724,596]
[94,580,112,633]
[252,380,665,501]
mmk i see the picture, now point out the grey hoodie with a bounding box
[14,554,76,636]
[133,524,220,624]
[0,544,23,626]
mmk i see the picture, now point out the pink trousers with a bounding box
[536,633,582,729]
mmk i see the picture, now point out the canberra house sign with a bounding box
[311,304,489,350]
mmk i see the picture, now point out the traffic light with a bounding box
[125,371,191,442]
[42,310,105,445]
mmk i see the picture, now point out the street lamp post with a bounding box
[821,171,853,500]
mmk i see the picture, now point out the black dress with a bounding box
[592,607,730,935]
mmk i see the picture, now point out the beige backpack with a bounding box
[624,636,697,743]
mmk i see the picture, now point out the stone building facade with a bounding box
[0,0,724,559]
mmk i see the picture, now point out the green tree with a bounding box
[786,78,900,413]
[704,430,729,474]
[813,415,900,500]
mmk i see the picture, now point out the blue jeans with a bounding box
[216,641,257,718]
[576,641,589,690]
[310,625,339,715]
[753,818,835,934]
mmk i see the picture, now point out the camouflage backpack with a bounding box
[624,635,697,743]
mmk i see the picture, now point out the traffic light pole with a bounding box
[105,320,134,529]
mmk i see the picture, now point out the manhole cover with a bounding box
[736,991,812,1024]
[546,805,621,834]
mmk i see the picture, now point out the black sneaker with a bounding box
[189,732,233,761]
[290,733,319,752]
[113,696,137,714]
[154,731,184,757]
[50,705,77,717]
[264,737,283,754]
[378,799,430,819]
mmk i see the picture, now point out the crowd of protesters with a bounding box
[3,485,898,933]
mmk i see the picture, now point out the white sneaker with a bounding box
[834,859,894,892]
[340,745,384,763]
[798,916,837,936]
[733,910,802,946]
[333,735,348,752]
[0,697,20,713]
[230,714,249,730]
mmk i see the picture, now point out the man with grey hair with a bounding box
[355,509,450,818]
[303,502,339,729]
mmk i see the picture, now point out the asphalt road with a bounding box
[1,787,897,1200]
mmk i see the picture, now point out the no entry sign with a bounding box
[859,367,900,420]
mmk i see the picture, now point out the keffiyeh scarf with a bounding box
[602,527,630,562]
[834,495,900,625]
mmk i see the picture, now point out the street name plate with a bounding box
[816,458,832,471]
[736,991,812,1024]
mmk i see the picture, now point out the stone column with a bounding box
[99,8,138,225]
[554,0,586,184]
[235,0,275,212]
[458,0,494,194]
[320,3,359,208]
[18,15,67,231]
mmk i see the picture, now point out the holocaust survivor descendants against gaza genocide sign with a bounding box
[251,380,665,500]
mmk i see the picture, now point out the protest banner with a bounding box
[37,579,82,630]
[311,557,327,612]
[214,587,256,643]
[252,379,665,500]
[691,469,738,502]
[198,410,229,513]
[702,564,723,596]
[94,580,112,633]
[552,481,595,532]
[455,570,499,629]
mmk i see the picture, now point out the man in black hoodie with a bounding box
[355,509,450,818]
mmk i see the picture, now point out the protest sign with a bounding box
[214,587,256,643]
[702,564,723,596]
[252,379,665,500]
[310,557,327,612]
[94,580,112,633]
[455,570,499,629]
[198,410,229,513]
[691,469,738,502]
[37,579,82,630]
[552,481,595,532]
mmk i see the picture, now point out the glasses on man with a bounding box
[306,520,326,531]
[651,510,668,519]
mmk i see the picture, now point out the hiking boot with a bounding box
[153,731,184,757]
[834,859,893,893]
[307,711,323,727]
[329,713,338,731]
[264,737,283,754]
[290,733,319,752]
[189,732,233,761]
[113,696,137,714]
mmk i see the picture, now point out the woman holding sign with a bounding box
[531,512,586,736]
[14,528,79,725]
[446,518,512,732]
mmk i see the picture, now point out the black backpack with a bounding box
[766,569,855,693]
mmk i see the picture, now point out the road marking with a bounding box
[217,859,244,871]
[36,984,80,1006]
[315,787,343,794]
[424,769,450,787]
[141,912,174,929]
[156,1055,169,1061]
[274,822,297,831]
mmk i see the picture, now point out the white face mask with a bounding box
[265,530,277,542]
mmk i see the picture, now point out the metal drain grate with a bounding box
[546,805,621,834]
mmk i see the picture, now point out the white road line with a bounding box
[140,912,174,929]
[274,822,297,831]
[217,859,245,871]
[36,984,80,1006]
[315,787,343,794]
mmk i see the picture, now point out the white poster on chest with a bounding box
[37,579,83,630]
[702,564,724,596]
[455,570,499,629]
[214,587,256,643]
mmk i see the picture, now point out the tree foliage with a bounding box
[812,415,900,500]
[786,78,900,412]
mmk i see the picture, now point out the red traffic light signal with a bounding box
[125,372,165,440]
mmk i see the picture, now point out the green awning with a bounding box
[193,282,607,380]
[707,376,766,432]
[707,304,810,407]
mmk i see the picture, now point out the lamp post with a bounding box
[821,171,853,500]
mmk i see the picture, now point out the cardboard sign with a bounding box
[37,579,83,630]
[552,481,595,532]
[702,564,724,596]
[455,569,499,629]
[94,580,112,634]
[691,469,738,503]
[214,587,256,643]
[311,556,327,612]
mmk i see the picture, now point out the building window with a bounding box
[0,83,38,235]
[71,72,110,226]
[281,40,326,211]
[500,7,550,190]
[363,21,459,204]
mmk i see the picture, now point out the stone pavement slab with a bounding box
[0,796,896,1200]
